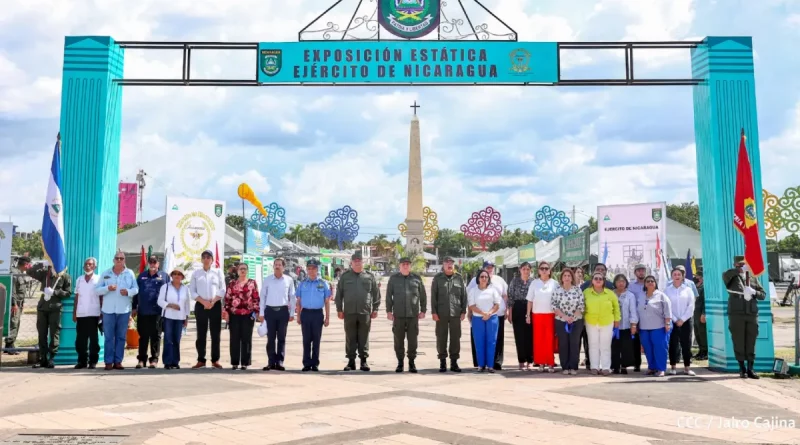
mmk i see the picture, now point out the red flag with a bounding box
[215,241,220,268]
[139,245,146,273]
[733,129,765,276]
[655,234,662,270]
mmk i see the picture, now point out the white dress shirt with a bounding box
[664,282,695,323]
[75,273,101,318]
[467,286,502,314]
[189,267,226,303]
[468,275,508,315]
[158,283,191,320]
[260,274,297,316]
[525,278,556,314]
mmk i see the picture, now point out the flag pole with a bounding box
[242,199,247,254]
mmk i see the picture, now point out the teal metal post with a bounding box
[56,36,124,365]
[691,36,774,372]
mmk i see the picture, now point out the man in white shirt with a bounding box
[467,261,508,370]
[259,258,296,371]
[189,250,226,369]
[73,257,101,369]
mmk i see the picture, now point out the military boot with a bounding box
[396,360,404,373]
[344,359,356,371]
[439,359,447,373]
[360,359,371,372]
[738,360,747,378]
[408,360,418,374]
[450,360,462,373]
[746,361,760,379]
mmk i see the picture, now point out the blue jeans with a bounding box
[162,318,184,366]
[472,315,499,369]
[641,327,670,372]
[102,312,130,365]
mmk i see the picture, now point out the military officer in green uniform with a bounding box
[4,257,37,354]
[335,251,381,371]
[386,257,427,373]
[31,262,72,368]
[692,271,708,361]
[431,256,467,373]
[723,256,765,379]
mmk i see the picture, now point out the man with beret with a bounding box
[724,256,765,379]
[296,259,331,372]
[431,256,467,372]
[32,261,72,368]
[692,271,708,361]
[386,257,427,373]
[335,251,380,371]
[4,256,37,354]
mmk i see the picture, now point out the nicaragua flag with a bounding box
[41,135,66,273]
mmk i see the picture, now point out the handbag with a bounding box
[157,285,173,334]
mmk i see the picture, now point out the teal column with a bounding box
[691,36,774,372]
[56,36,124,365]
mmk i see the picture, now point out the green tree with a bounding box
[432,228,474,260]
[117,223,139,234]
[226,214,245,232]
[587,217,598,234]
[778,234,800,253]
[486,228,537,251]
[767,239,778,252]
[392,242,426,274]
[11,231,44,258]
[666,202,700,231]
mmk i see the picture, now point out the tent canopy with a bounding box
[116,216,244,255]
[590,217,702,259]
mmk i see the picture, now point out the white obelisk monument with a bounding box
[404,101,424,255]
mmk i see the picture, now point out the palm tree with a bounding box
[392,242,426,274]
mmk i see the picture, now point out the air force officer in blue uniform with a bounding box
[296,259,331,372]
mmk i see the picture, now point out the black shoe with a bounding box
[262,366,271,371]
[633,367,641,372]
[396,361,404,373]
[233,365,239,370]
[450,360,461,373]
[360,360,371,372]
[747,370,760,379]
[409,360,418,373]
[612,369,620,374]
[439,359,447,373]
[46,360,55,369]
[174,365,181,370]
[311,366,319,372]
[275,365,286,371]
[621,369,628,375]
[241,366,247,371]
[88,363,96,369]
[74,363,87,369]
[493,364,502,371]
[302,366,312,372]
[344,360,356,371]
[738,361,747,378]
[165,365,173,370]
[32,362,46,369]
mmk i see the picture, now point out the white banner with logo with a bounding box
[597,202,667,283]
[0,222,12,275]
[165,197,226,275]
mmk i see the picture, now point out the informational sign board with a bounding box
[0,222,12,275]
[561,231,589,266]
[165,197,226,276]
[257,41,559,84]
[518,243,536,264]
[245,227,270,255]
[597,202,667,280]
[1,275,11,337]
[261,256,275,280]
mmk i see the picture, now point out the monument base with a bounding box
[404,219,424,255]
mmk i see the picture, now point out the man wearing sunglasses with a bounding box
[96,252,139,370]
[134,255,169,369]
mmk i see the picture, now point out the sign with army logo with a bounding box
[165,197,226,274]
[260,49,282,77]
[651,208,663,222]
[379,0,441,39]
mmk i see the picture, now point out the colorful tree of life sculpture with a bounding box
[320,205,360,250]
[249,201,287,239]
[763,189,782,239]
[533,205,578,242]
[398,206,440,244]
[460,206,502,251]
[778,185,800,234]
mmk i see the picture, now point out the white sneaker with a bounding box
[684,369,696,376]
[668,368,677,375]
[569,369,577,375]
[562,370,569,375]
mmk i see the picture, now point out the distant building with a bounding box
[118,182,138,228]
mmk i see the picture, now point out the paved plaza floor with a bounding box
[2,279,800,444]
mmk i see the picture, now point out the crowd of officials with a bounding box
[3,250,765,378]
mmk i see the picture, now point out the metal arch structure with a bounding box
[56,28,770,371]
[114,40,702,87]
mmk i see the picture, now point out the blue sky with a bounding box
[0,0,798,241]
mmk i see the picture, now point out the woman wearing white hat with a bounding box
[158,269,191,369]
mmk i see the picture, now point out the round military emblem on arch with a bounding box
[378,0,441,39]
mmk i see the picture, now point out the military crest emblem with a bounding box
[379,0,441,39]
[509,48,532,74]
[652,208,662,222]
[214,204,223,217]
[744,198,757,228]
[260,49,282,77]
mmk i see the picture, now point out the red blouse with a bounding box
[224,278,260,316]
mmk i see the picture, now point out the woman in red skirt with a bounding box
[525,261,558,372]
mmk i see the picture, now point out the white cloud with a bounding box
[279,120,300,134]
[216,170,272,195]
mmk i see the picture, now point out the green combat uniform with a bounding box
[385,265,427,372]
[32,267,72,367]
[334,252,380,371]
[723,257,765,378]
[693,279,707,359]
[430,268,467,370]
[5,266,39,350]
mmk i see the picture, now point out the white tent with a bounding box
[590,218,703,259]
[116,215,244,255]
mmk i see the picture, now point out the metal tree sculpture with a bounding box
[398,206,440,244]
[778,186,800,234]
[249,201,287,239]
[320,205,360,250]
[460,206,502,251]
[763,189,783,239]
[534,205,578,242]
